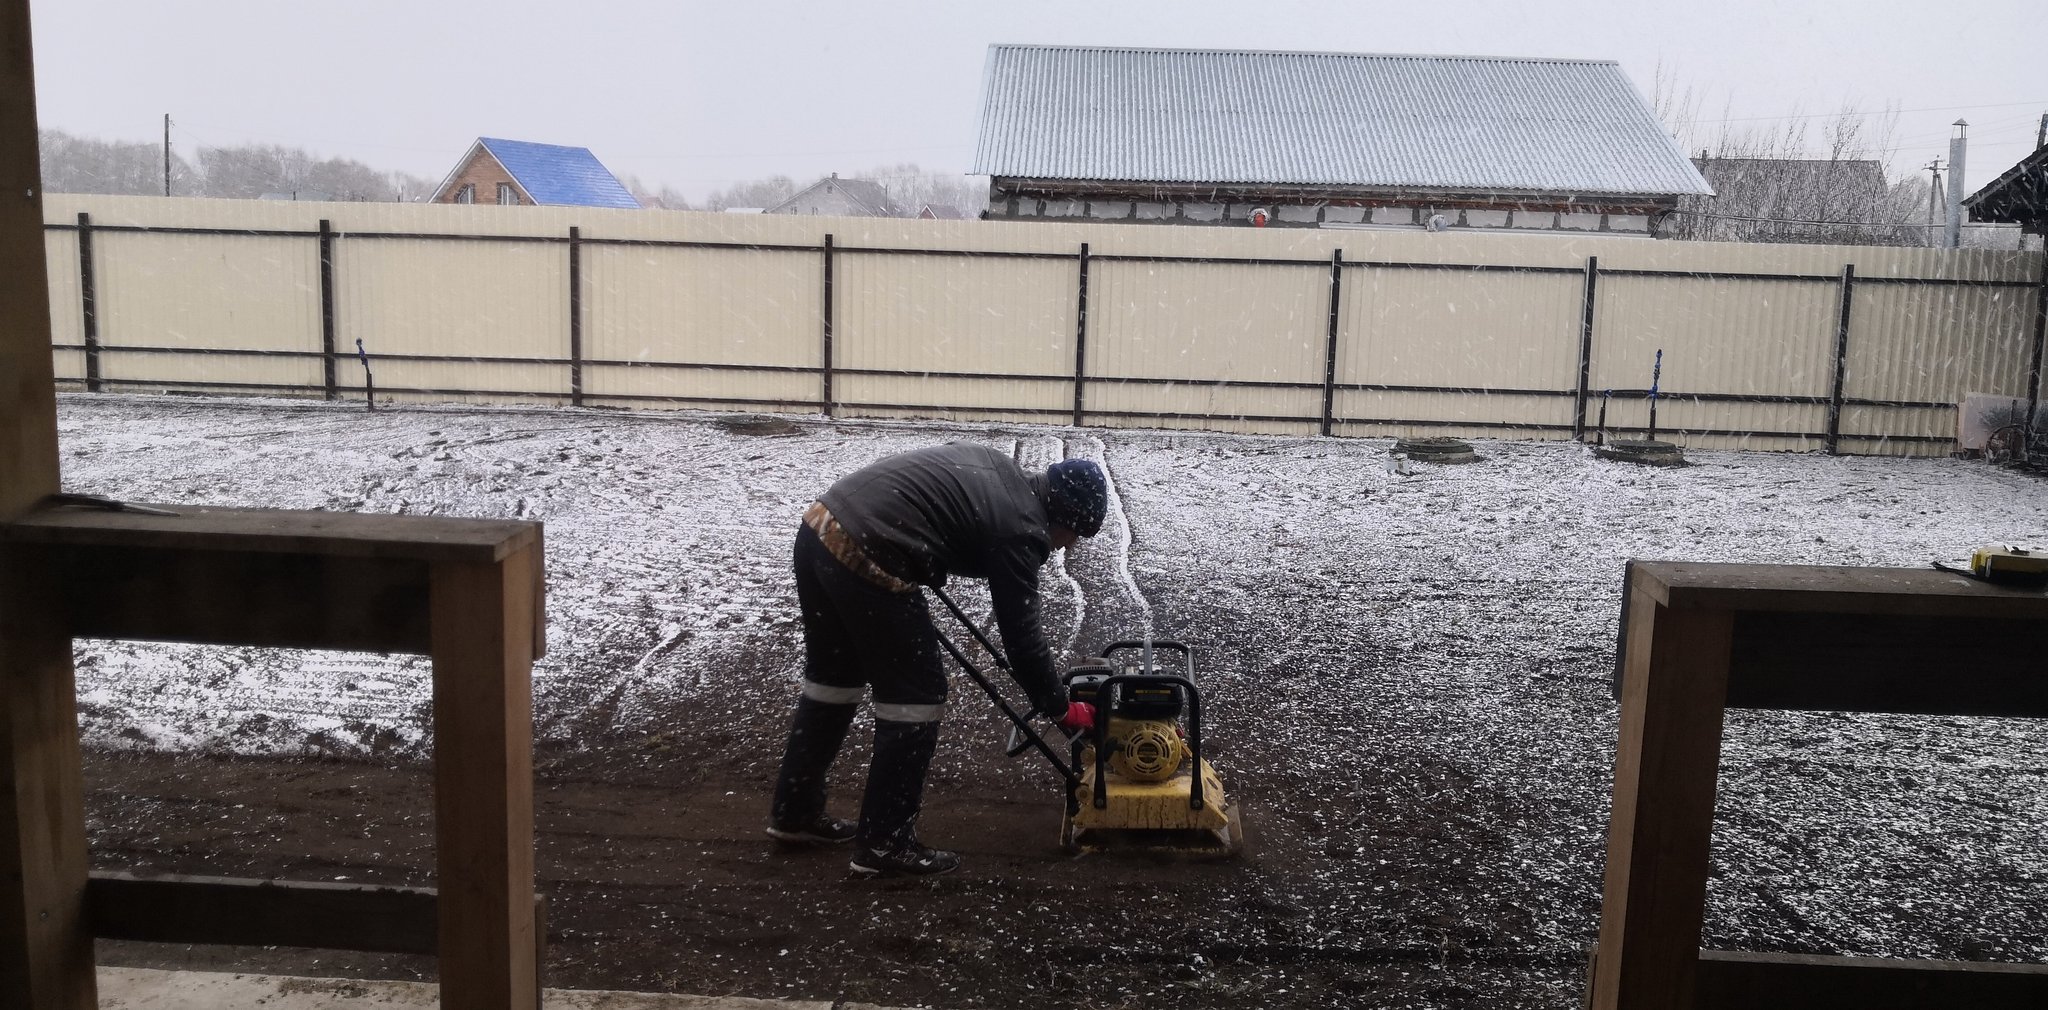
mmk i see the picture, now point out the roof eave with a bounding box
[428,140,489,203]
[988,176,1700,202]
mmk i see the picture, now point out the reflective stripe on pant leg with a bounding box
[871,700,945,723]
[771,694,859,829]
[802,679,866,705]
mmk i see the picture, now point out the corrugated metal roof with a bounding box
[972,45,1713,197]
[478,138,641,209]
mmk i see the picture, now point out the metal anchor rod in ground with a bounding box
[928,585,1077,784]
[1647,348,1663,442]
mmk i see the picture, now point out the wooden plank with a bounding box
[1696,949,2048,1008]
[430,544,540,1010]
[0,0,58,522]
[87,872,438,954]
[0,549,95,1009]
[85,872,549,959]
[2,504,539,564]
[1728,611,2048,717]
[33,543,432,653]
[1589,589,1734,1010]
[1630,561,2048,620]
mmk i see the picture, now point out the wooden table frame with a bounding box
[1590,560,2048,1009]
[2,504,545,1009]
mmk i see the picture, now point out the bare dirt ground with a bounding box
[68,395,2048,1010]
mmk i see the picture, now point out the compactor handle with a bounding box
[1100,640,1194,677]
[1005,711,1039,757]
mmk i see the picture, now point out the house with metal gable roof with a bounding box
[764,173,907,218]
[430,137,640,209]
[972,45,1712,235]
[1966,139,2048,238]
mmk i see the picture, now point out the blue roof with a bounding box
[477,138,640,209]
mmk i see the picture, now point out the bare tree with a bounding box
[617,173,692,210]
[854,162,985,216]
[701,175,797,211]
[390,172,437,203]
[700,165,985,215]
[41,128,445,203]
[1661,98,1927,245]
[39,128,198,195]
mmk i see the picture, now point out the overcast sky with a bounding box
[27,0,2047,200]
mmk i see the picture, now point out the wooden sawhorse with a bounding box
[1590,560,2048,1008]
[2,504,544,1009]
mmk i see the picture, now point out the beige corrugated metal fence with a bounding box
[42,194,2046,456]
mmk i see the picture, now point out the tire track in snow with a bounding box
[1064,434,1152,648]
[1013,435,1086,658]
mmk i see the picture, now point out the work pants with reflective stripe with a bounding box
[771,523,947,846]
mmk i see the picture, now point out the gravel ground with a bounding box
[59,393,2048,1008]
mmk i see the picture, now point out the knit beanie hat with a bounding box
[1045,459,1108,537]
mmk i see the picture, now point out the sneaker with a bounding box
[766,816,858,845]
[849,841,961,877]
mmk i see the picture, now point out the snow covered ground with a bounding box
[56,393,2048,980]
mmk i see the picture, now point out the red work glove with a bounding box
[1056,700,1098,736]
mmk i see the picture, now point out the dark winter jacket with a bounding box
[819,442,1068,716]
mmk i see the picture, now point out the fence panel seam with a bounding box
[1321,248,1343,437]
[1826,264,1857,455]
[76,211,100,392]
[318,219,337,401]
[1072,242,1089,428]
[568,226,584,408]
[821,234,835,418]
[1573,255,1598,439]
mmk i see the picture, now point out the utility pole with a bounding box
[1925,158,1942,242]
[162,113,170,196]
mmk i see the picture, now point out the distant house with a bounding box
[430,137,640,209]
[765,174,906,218]
[1672,157,1905,244]
[918,204,968,220]
[1966,140,2048,238]
[971,45,1711,234]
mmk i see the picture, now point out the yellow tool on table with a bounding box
[1934,546,2048,588]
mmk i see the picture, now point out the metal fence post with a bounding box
[76,211,100,392]
[568,226,583,408]
[1826,264,1857,455]
[2028,258,2046,445]
[318,218,337,401]
[1321,248,1343,437]
[821,233,835,417]
[1072,242,1090,427]
[1572,255,1599,439]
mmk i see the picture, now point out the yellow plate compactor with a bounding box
[929,587,1241,857]
[1056,642,1242,854]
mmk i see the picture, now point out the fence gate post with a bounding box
[1321,248,1343,437]
[1072,242,1090,427]
[1826,264,1857,455]
[76,211,100,392]
[821,233,835,418]
[1573,255,1599,439]
[318,219,337,401]
[2028,258,2046,444]
[567,226,583,408]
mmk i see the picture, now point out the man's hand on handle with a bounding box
[1056,700,1097,736]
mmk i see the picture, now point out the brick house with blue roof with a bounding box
[430,137,640,209]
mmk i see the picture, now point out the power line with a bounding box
[1692,99,2048,125]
